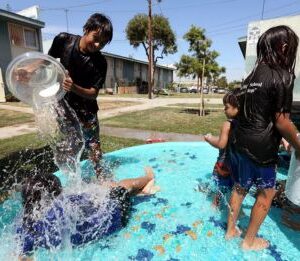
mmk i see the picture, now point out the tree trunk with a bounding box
[147,0,153,99]
[199,58,206,116]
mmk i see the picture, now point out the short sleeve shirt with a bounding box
[232,64,294,166]
[48,33,107,115]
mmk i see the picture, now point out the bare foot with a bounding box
[144,167,154,180]
[225,227,242,240]
[140,179,160,195]
[241,237,269,251]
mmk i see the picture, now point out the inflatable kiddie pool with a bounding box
[0,142,299,260]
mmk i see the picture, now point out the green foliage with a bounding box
[216,76,228,88]
[176,25,226,87]
[126,13,177,63]
[228,80,242,90]
[126,14,148,48]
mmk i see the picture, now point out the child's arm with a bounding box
[204,121,231,149]
[275,113,300,155]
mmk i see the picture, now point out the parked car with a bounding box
[217,88,226,94]
[202,88,209,94]
[180,87,189,93]
[153,88,170,95]
[189,87,198,93]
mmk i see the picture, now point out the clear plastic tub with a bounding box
[5,51,66,106]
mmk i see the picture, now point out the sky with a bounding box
[1,0,300,82]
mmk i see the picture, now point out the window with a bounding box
[24,28,38,48]
[8,23,24,46]
[8,23,39,49]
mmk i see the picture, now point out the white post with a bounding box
[0,68,6,102]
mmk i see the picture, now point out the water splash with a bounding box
[34,99,84,179]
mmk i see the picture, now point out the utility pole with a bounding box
[261,0,266,19]
[64,9,69,33]
[147,0,153,99]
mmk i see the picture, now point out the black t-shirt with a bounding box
[48,33,107,116]
[232,64,294,166]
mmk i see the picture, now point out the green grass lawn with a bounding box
[99,100,141,110]
[0,109,34,127]
[168,103,224,109]
[0,133,46,159]
[0,133,143,199]
[0,133,143,160]
[102,107,226,135]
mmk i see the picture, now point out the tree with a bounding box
[176,25,225,116]
[228,80,242,90]
[126,13,177,98]
[216,76,228,88]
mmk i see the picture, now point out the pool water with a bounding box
[1,142,299,260]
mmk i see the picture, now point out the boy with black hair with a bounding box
[48,13,113,180]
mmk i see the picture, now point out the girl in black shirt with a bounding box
[225,25,300,251]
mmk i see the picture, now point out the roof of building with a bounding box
[238,36,247,58]
[102,51,175,71]
[0,8,44,28]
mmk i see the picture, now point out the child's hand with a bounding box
[62,71,74,92]
[204,133,212,142]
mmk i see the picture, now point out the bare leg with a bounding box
[109,167,158,196]
[225,184,247,239]
[241,188,276,250]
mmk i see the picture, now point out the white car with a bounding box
[217,88,226,94]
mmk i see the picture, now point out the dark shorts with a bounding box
[78,110,100,151]
[109,186,131,226]
[229,151,276,190]
[212,173,234,193]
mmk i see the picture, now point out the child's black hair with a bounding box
[21,173,62,219]
[83,13,113,43]
[243,26,298,118]
[223,90,239,109]
[256,25,298,74]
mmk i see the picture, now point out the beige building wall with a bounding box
[133,63,141,79]
[141,64,148,81]
[105,56,114,88]
[245,15,300,101]
[115,59,123,81]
